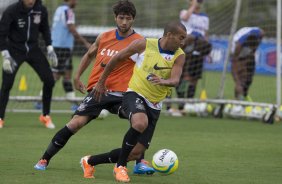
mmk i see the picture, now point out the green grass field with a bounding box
[1,112,282,184]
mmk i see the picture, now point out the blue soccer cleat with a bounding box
[71,104,79,111]
[34,159,48,170]
[133,160,155,175]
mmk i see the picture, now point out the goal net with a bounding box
[0,0,281,119]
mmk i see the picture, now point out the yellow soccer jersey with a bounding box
[128,38,184,103]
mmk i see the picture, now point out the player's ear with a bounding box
[166,32,173,38]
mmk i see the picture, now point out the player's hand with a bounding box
[93,81,107,102]
[47,45,58,67]
[1,50,17,74]
[190,0,198,6]
[74,77,86,94]
[147,73,164,85]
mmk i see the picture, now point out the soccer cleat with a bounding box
[133,159,155,175]
[34,159,48,170]
[39,115,55,129]
[245,95,253,102]
[113,165,130,183]
[71,104,79,111]
[0,118,4,128]
[167,108,183,117]
[80,156,95,178]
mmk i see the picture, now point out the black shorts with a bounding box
[184,53,204,79]
[74,89,123,121]
[52,47,73,74]
[122,92,161,149]
[183,38,211,79]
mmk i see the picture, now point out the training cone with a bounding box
[200,89,207,100]
[19,75,27,91]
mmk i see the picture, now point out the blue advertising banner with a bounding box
[205,38,280,75]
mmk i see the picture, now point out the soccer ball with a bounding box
[152,149,179,175]
[97,109,109,119]
[229,105,244,118]
[184,103,195,114]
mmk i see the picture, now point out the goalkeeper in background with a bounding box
[0,0,58,129]
[167,0,211,116]
[231,27,264,101]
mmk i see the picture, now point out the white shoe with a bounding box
[167,108,183,117]
[66,91,76,100]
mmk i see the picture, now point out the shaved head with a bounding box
[163,21,186,36]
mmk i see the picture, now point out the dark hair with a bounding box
[163,21,186,36]
[112,0,136,18]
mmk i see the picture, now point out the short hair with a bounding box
[163,21,186,36]
[112,0,136,18]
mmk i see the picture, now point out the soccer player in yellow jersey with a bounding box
[83,21,187,183]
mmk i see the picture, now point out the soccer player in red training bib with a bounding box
[34,0,154,175]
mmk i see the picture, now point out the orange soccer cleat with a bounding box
[39,115,55,129]
[80,156,95,178]
[34,159,48,170]
[113,164,130,183]
[0,118,4,128]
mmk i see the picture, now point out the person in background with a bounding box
[167,0,211,116]
[231,27,264,101]
[0,0,57,129]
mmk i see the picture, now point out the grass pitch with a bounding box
[1,112,282,184]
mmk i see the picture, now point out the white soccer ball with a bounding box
[97,109,109,119]
[277,106,282,118]
[195,102,208,117]
[229,105,244,118]
[184,103,196,114]
[251,106,263,116]
[223,104,232,114]
[152,149,179,175]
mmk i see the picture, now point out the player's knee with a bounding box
[131,113,148,132]
[63,79,74,92]
[132,122,148,133]
[67,121,84,132]
[66,116,89,133]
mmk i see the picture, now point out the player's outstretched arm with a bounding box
[73,34,100,94]
[93,38,146,101]
[150,54,186,87]
[180,0,198,21]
